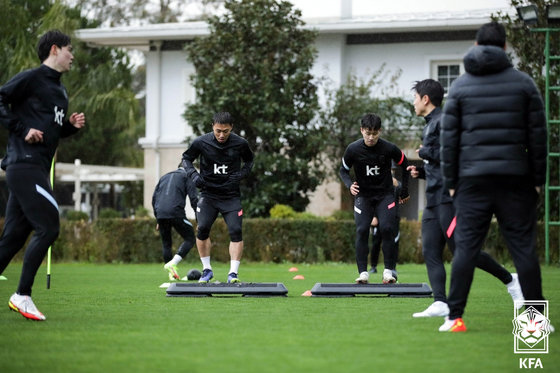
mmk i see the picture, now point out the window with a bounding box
[431,61,464,94]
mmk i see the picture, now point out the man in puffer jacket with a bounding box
[440,22,548,332]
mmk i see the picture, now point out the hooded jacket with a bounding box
[152,168,198,219]
[440,45,547,190]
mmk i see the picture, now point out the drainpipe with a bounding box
[152,40,163,181]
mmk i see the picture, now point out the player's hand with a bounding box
[407,165,419,178]
[156,224,159,231]
[350,182,359,196]
[69,112,85,128]
[449,189,455,197]
[25,128,44,144]
[192,174,205,188]
[399,195,410,204]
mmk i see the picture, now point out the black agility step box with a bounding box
[310,282,432,297]
[166,282,289,297]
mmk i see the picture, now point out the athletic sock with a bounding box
[201,256,212,270]
[229,260,240,274]
[170,254,182,266]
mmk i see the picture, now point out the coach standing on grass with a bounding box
[181,112,254,284]
[439,22,548,332]
[0,30,85,321]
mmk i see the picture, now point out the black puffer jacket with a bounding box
[441,45,547,190]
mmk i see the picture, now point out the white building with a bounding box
[75,0,514,219]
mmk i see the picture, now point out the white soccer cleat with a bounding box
[382,269,396,284]
[8,293,46,321]
[507,273,524,310]
[355,271,369,284]
[413,301,450,318]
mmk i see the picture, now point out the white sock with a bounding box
[170,255,182,266]
[201,256,212,270]
[229,260,240,274]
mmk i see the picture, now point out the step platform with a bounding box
[310,282,432,297]
[166,282,288,297]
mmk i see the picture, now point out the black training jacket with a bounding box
[152,168,198,219]
[441,45,547,190]
[0,64,79,172]
[181,132,254,199]
[340,137,409,199]
[416,107,452,207]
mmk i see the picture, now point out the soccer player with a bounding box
[340,113,409,284]
[181,112,254,283]
[440,22,547,332]
[0,30,85,321]
[408,79,523,319]
[152,165,198,280]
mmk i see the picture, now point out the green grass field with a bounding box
[0,262,558,373]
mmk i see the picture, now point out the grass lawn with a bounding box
[0,261,558,373]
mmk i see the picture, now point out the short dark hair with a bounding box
[360,113,381,130]
[212,112,234,125]
[412,79,444,107]
[476,22,506,47]
[37,30,71,62]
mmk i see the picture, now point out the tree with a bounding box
[0,0,143,167]
[493,0,560,220]
[184,0,324,216]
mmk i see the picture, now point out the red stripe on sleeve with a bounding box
[397,151,405,165]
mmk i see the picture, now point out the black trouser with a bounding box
[448,176,544,319]
[196,196,243,242]
[422,203,511,303]
[157,217,195,262]
[370,219,400,269]
[0,165,59,296]
[354,194,398,273]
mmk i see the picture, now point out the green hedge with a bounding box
[4,218,558,264]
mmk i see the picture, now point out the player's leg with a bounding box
[495,179,543,311]
[195,197,219,283]
[159,219,180,280]
[376,194,398,283]
[413,205,449,317]
[0,193,33,275]
[7,168,58,321]
[221,199,243,283]
[354,196,375,283]
[442,179,492,331]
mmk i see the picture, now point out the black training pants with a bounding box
[447,176,544,318]
[157,217,195,262]
[354,194,398,273]
[422,202,511,303]
[0,165,59,296]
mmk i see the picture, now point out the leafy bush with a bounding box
[65,210,89,221]
[98,208,122,219]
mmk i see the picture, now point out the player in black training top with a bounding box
[0,30,85,321]
[340,113,409,284]
[181,112,254,283]
[152,165,199,281]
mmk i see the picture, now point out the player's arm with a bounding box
[181,140,205,187]
[339,148,355,192]
[239,142,254,179]
[0,70,32,137]
[393,147,410,203]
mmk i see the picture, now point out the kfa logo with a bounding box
[366,165,380,176]
[512,300,551,354]
[214,164,228,175]
[54,106,65,126]
[519,358,543,369]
